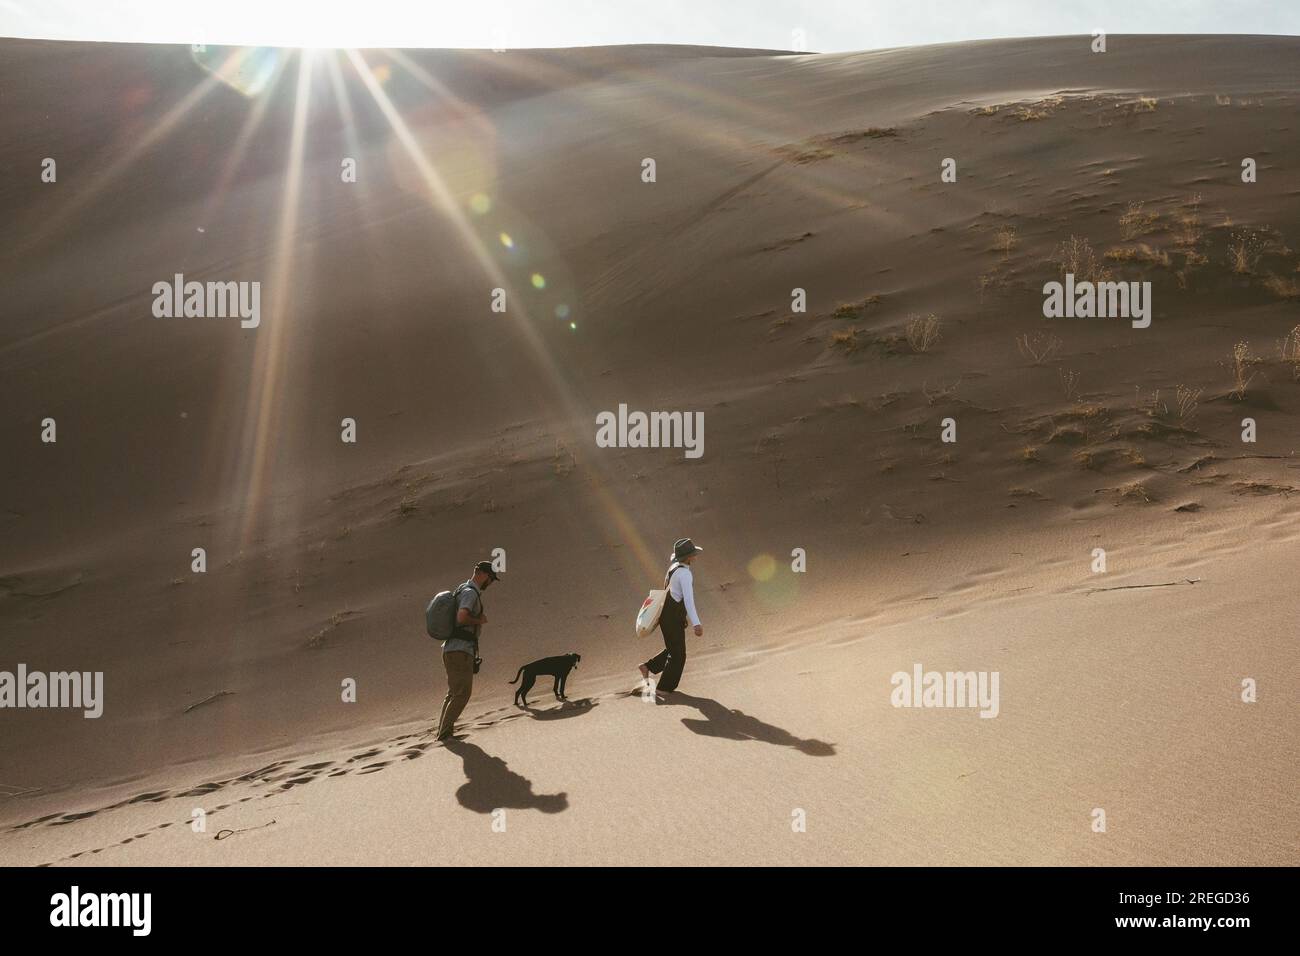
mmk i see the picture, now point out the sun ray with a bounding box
[197,53,292,227]
[234,49,315,546]
[13,49,243,257]
[345,47,664,584]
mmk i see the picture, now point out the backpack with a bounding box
[634,564,685,638]
[426,583,472,641]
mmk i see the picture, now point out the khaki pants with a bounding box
[437,651,475,739]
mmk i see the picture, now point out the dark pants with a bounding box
[644,610,687,692]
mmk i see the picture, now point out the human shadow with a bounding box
[441,738,568,814]
[524,698,598,721]
[657,692,836,756]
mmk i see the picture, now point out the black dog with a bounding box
[509,654,580,707]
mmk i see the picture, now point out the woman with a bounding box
[639,538,704,694]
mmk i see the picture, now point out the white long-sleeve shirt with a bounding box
[668,563,701,627]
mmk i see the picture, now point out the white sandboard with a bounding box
[635,589,667,637]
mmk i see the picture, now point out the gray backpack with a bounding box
[425,583,470,641]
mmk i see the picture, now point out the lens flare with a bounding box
[749,553,797,609]
[499,232,513,249]
[747,554,777,582]
[470,193,491,214]
[191,46,283,98]
[531,273,546,289]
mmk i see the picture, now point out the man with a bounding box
[639,538,704,696]
[437,560,500,741]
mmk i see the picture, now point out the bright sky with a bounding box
[1,0,1296,52]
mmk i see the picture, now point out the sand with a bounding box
[1,34,1298,866]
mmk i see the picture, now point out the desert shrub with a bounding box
[1017,330,1062,365]
[1279,325,1300,380]
[1119,201,1159,239]
[1229,341,1258,400]
[994,224,1018,259]
[1228,229,1265,274]
[905,314,942,353]
[1054,235,1111,282]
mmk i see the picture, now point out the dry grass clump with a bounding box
[1120,446,1146,467]
[1279,325,1300,380]
[1073,448,1099,469]
[1119,201,1159,239]
[309,608,356,649]
[1053,235,1111,283]
[1133,385,1201,429]
[1014,96,1063,121]
[1264,274,1300,300]
[1114,96,1158,116]
[1173,385,1202,427]
[922,379,959,405]
[1105,243,1170,267]
[1170,195,1210,288]
[832,295,883,320]
[1008,487,1043,498]
[977,271,1005,302]
[1173,194,1203,249]
[1059,368,1081,401]
[994,224,1018,260]
[1228,341,1259,400]
[780,145,834,165]
[1017,330,1062,365]
[1227,229,1266,274]
[826,127,898,144]
[1134,386,1166,418]
[1117,480,1155,503]
[830,328,863,353]
[906,314,942,353]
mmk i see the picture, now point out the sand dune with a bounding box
[1,35,1298,865]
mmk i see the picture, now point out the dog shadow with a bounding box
[441,738,568,814]
[524,698,598,721]
[658,692,836,756]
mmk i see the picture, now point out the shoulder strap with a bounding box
[664,563,684,588]
[451,583,480,639]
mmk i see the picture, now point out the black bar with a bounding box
[0,867,1281,942]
